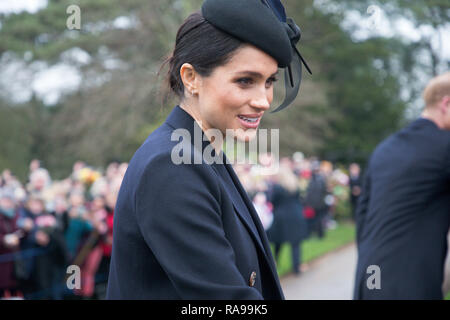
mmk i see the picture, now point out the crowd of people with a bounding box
[0,159,126,299]
[234,152,361,274]
[0,155,361,299]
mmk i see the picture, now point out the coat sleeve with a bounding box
[446,142,450,181]
[135,153,263,299]
[355,158,372,246]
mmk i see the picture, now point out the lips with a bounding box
[237,113,263,129]
[238,115,259,122]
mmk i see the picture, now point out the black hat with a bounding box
[201,0,311,112]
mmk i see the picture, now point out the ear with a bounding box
[439,95,450,115]
[443,95,450,108]
[180,63,199,95]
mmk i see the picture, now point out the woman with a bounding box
[267,166,308,275]
[0,192,21,298]
[107,0,310,299]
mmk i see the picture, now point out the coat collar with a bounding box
[164,105,283,295]
[165,105,268,254]
[411,117,439,130]
[165,105,214,157]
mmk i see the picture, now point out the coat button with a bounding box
[249,271,256,287]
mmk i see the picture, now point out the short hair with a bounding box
[423,72,450,108]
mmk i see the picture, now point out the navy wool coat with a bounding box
[354,118,450,300]
[106,105,284,299]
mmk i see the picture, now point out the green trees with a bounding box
[0,0,445,178]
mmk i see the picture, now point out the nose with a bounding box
[249,87,271,111]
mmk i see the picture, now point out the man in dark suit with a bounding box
[354,72,450,300]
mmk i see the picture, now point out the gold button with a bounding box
[249,271,256,287]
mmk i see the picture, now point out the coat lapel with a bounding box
[211,152,280,287]
[165,105,282,294]
[211,158,265,251]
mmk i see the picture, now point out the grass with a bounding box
[445,292,450,300]
[270,221,356,277]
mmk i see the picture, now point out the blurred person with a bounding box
[70,180,86,197]
[107,0,312,300]
[267,166,308,275]
[1,171,22,200]
[28,159,41,177]
[252,192,273,231]
[65,193,92,262]
[96,192,116,299]
[280,157,292,170]
[320,160,333,178]
[105,162,119,182]
[14,201,37,298]
[117,162,128,178]
[354,72,450,299]
[0,191,22,298]
[73,196,108,299]
[90,176,109,198]
[51,196,70,234]
[71,161,86,182]
[24,196,68,299]
[1,170,13,185]
[349,163,361,220]
[304,160,328,239]
[27,168,51,197]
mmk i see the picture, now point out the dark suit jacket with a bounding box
[106,105,284,299]
[354,118,450,299]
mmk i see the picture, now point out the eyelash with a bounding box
[237,77,278,86]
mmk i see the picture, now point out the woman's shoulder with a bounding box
[125,126,217,189]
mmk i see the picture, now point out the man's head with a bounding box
[422,72,450,130]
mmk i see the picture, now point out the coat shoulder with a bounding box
[119,122,221,211]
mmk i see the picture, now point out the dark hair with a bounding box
[159,11,243,100]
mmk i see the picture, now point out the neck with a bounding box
[421,108,444,129]
[179,102,223,155]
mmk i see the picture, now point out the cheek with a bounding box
[202,84,247,125]
[267,87,274,103]
[212,82,246,109]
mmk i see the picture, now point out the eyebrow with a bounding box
[235,70,279,78]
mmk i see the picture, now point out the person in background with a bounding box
[252,192,273,231]
[348,163,362,220]
[305,160,328,239]
[65,192,92,262]
[51,196,70,234]
[29,160,41,177]
[26,196,68,299]
[73,195,108,299]
[267,166,308,275]
[0,191,22,298]
[95,192,116,298]
[354,72,450,299]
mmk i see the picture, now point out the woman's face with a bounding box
[190,44,278,142]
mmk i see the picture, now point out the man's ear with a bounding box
[440,95,450,115]
[443,96,450,109]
